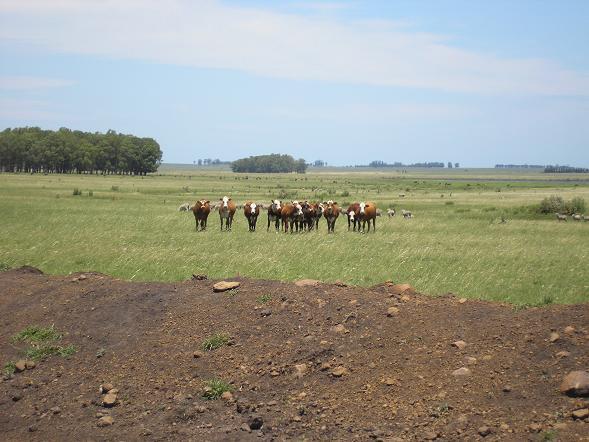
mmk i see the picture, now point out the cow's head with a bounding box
[220,196,230,207]
[250,203,257,215]
[359,202,367,214]
[295,203,303,216]
[271,199,281,211]
[348,210,356,221]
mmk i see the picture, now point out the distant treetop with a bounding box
[231,154,307,173]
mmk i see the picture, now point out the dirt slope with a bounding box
[0,267,588,441]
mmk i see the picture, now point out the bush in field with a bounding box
[72,188,82,196]
[538,195,585,215]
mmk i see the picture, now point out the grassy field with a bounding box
[0,167,588,305]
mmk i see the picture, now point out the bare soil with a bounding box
[0,267,588,441]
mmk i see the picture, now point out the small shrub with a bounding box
[201,333,230,351]
[57,344,77,358]
[444,201,454,206]
[72,188,82,196]
[12,325,61,343]
[202,379,232,400]
[25,345,63,361]
[569,197,586,214]
[257,294,272,304]
[0,263,10,272]
[341,190,350,197]
[111,185,119,192]
[482,207,497,212]
[541,430,557,442]
[539,195,565,214]
[3,361,16,376]
[88,190,93,197]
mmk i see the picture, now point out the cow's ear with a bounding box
[365,204,370,208]
[333,201,338,205]
[229,198,232,201]
[219,198,223,200]
[205,200,210,204]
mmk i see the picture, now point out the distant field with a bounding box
[0,167,588,305]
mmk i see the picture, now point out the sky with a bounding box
[0,0,588,167]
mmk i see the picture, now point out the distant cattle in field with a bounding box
[572,214,582,221]
[358,202,377,232]
[556,213,567,222]
[244,202,260,231]
[267,200,282,231]
[178,203,191,212]
[401,209,413,219]
[584,215,589,222]
[218,196,236,230]
[345,203,360,231]
[192,200,211,231]
[281,201,304,233]
[376,209,382,217]
[387,208,396,217]
[323,200,340,233]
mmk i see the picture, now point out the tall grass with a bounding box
[0,171,588,305]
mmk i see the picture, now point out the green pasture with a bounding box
[0,168,587,305]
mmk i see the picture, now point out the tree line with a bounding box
[365,161,452,168]
[544,165,589,173]
[231,154,307,173]
[0,127,162,175]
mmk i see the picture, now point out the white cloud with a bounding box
[0,0,588,96]
[0,76,74,90]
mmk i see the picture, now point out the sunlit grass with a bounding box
[0,171,588,305]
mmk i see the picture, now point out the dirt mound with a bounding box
[0,271,588,441]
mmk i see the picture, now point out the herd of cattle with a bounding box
[178,197,414,232]
[556,213,589,222]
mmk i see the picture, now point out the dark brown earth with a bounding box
[0,267,588,441]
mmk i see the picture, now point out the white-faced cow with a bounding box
[219,196,236,231]
[323,200,340,233]
[358,202,377,232]
[267,200,282,231]
[346,203,360,231]
[281,201,304,233]
[244,202,260,232]
[192,200,211,231]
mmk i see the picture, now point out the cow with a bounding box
[345,203,360,231]
[267,200,282,231]
[192,200,211,231]
[281,201,304,233]
[178,202,191,212]
[387,208,396,217]
[323,200,340,233]
[358,202,377,232]
[313,203,324,229]
[244,202,260,232]
[302,201,317,231]
[556,213,567,222]
[218,196,236,231]
[401,209,413,219]
[572,214,582,221]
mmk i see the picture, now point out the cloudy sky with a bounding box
[1,0,588,166]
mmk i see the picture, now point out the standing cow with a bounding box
[281,201,304,233]
[345,203,360,231]
[313,203,324,230]
[267,200,282,231]
[301,201,317,231]
[244,202,260,232]
[192,200,211,231]
[323,200,340,233]
[359,202,377,232]
[218,196,236,231]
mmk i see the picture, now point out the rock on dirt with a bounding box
[386,306,399,316]
[572,408,589,420]
[212,281,240,292]
[549,331,560,342]
[452,340,467,350]
[14,360,26,372]
[452,367,472,377]
[331,366,348,377]
[97,416,114,427]
[100,383,114,394]
[102,393,117,407]
[560,371,589,397]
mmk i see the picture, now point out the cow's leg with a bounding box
[372,218,376,232]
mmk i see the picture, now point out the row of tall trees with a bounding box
[231,154,307,173]
[495,164,545,169]
[0,127,162,175]
[366,160,446,168]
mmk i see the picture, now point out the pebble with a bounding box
[248,416,263,430]
[331,324,348,334]
[560,371,589,397]
[97,416,114,427]
[452,340,467,350]
[102,393,117,407]
[549,332,560,343]
[260,309,272,317]
[458,298,467,303]
[50,406,61,414]
[100,383,114,394]
[387,306,399,316]
[294,279,321,287]
[221,391,234,402]
[14,360,26,372]
[464,356,477,365]
[331,366,348,377]
[478,426,491,437]
[25,360,36,370]
[556,351,570,358]
[193,351,204,359]
[564,325,575,334]
[240,423,252,432]
[294,364,308,378]
[452,367,472,377]
[572,408,589,420]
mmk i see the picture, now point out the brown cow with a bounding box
[313,203,324,229]
[345,202,360,231]
[267,199,282,231]
[281,201,304,233]
[192,200,211,231]
[244,202,260,232]
[323,200,339,233]
[358,201,377,232]
[218,196,236,231]
[301,201,316,231]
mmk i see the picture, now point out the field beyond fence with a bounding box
[0,167,588,305]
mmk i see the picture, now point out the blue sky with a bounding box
[1,0,588,166]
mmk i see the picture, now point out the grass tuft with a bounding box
[201,333,230,351]
[202,379,232,400]
[11,325,76,362]
[12,325,61,344]
[257,294,272,304]
[0,262,10,272]
[3,361,16,376]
